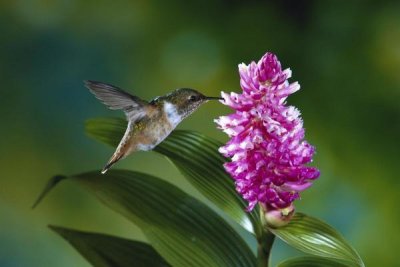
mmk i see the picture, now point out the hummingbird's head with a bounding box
[165,88,221,118]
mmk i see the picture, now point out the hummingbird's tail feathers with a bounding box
[101,153,124,174]
[101,161,115,174]
[101,165,110,174]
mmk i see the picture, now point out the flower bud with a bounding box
[263,204,295,228]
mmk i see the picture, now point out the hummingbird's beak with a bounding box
[205,96,224,101]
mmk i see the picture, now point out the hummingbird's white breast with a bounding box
[163,102,182,128]
[135,102,182,152]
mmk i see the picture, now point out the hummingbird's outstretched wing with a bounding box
[84,80,149,122]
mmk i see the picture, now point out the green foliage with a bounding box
[86,117,260,235]
[270,213,364,267]
[37,170,255,267]
[33,117,364,267]
[277,256,350,267]
[50,226,169,267]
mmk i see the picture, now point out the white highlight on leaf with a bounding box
[300,233,337,249]
[241,217,254,234]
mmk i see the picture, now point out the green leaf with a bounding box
[85,117,125,148]
[277,256,351,267]
[156,130,261,234]
[50,226,169,267]
[35,170,256,267]
[270,213,364,267]
[85,117,260,236]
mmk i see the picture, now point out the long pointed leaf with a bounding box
[35,171,256,267]
[277,256,350,267]
[85,117,260,235]
[270,213,364,267]
[50,226,169,267]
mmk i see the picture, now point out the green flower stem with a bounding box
[257,205,276,267]
[257,228,275,267]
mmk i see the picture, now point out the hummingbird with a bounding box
[85,80,222,174]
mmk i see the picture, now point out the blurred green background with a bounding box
[1,0,399,266]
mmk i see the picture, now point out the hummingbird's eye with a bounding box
[188,95,198,102]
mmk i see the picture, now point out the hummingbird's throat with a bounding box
[163,102,182,127]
